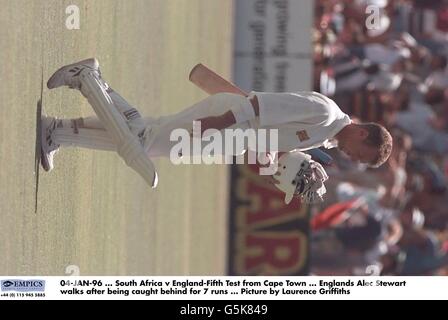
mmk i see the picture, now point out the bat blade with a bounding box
[189,63,248,97]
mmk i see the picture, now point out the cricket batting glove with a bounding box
[275,151,329,204]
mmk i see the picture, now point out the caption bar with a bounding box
[0,276,446,300]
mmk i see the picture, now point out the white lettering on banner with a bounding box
[234,0,313,93]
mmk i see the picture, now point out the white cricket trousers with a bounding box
[52,90,254,158]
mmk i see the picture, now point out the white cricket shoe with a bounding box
[41,116,60,172]
[47,58,99,90]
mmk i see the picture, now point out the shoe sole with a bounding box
[40,146,51,172]
[47,58,99,89]
[40,117,52,172]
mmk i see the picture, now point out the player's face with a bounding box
[339,140,378,165]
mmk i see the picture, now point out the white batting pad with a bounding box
[79,70,158,187]
[52,122,117,151]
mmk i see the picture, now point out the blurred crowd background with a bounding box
[310,0,448,275]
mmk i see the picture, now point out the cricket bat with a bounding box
[189,63,248,97]
[188,63,334,165]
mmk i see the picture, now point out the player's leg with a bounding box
[47,58,157,187]
[40,116,117,172]
[47,58,147,137]
[52,116,117,151]
[144,93,253,158]
[151,92,252,128]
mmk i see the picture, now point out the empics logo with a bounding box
[2,280,14,288]
[1,279,46,292]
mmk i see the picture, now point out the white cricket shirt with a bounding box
[249,91,351,152]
